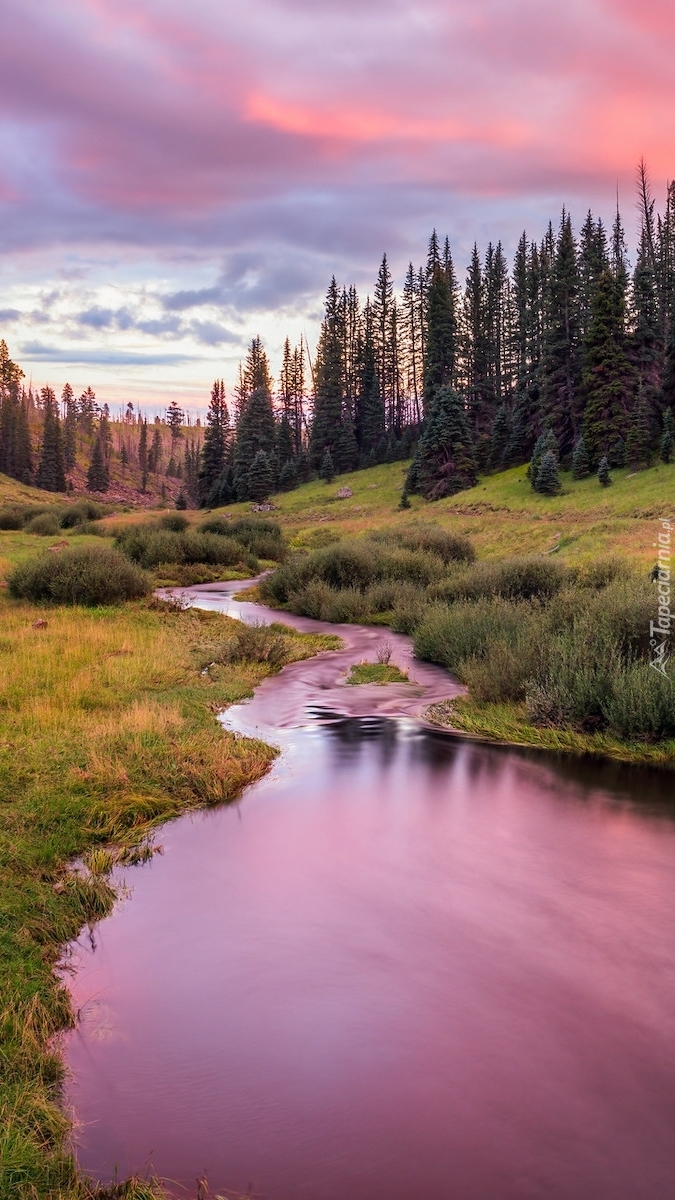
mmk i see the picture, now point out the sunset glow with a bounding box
[2,0,675,410]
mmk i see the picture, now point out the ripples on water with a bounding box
[64,586,675,1200]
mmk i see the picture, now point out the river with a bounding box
[63,581,675,1200]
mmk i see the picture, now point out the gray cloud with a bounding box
[19,343,197,366]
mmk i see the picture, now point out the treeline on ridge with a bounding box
[2,162,675,504]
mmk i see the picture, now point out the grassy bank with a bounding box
[258,518,675,767]
[196,456,675,571]
[0,523,336,1199]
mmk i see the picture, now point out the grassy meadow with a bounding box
[1,450,674,1196]
[0,509,335,1199]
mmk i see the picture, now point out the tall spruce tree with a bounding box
[423,263,456,415]
[581,269,631,465]
[61,383,77,470]
[310,278,344,467]
[86,434,109,492]
[660,408,673,463]
[542,211,580,456]
[247,450,274,502]
[138,419,148,492]
[571,435,590,480]
[406,386,477,500]
[625,389,653,469]
[36,388,67,493]
[198,380,229,505]
[234,386,277,498]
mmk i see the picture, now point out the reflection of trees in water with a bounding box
[315,712,401,771]
[309,709,675,822]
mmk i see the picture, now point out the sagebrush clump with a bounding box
[8,546,150,605]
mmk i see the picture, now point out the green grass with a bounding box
[0,525,338,1199]
[347,662,409,685]
[195,456,675,571]
[428,697,675,768]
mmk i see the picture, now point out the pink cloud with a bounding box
[1,0,673,228]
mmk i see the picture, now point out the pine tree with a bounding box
[175,489,188,509]
[631,231,662,439]
[609,436,626,468]
[489,405,511,471]
[534,449,561,495]
[542,211,580,455]
[86,434,109,492]
[423,263,456,415]
[166,400,185,448]
[571,436,590,480]
[625,390,653,469]
[597,456,612,487]
[138,419,148,492]
[309,279,343,466]
[320,449,335,482]
[278,458,298,491]
[234,378,277,500]
[660,407,674,463]
[504,401,528,466]
[406,386,477,500]
[77,386,98,434]
[247,451,274,502]
[198,380,229,504]
[36,389,67,493]
[581,269,630,465]
[528,428,559,486]
[276,415,295,468]
[61,383,77,470]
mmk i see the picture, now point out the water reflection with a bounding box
[63,587,675,1200]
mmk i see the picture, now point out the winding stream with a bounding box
[64,582,675,1199]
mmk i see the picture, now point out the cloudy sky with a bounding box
[1,0,674,415]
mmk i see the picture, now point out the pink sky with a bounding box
[1,0,674,412]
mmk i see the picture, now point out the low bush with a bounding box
[0,505,27,530]
[59,499,105,528]
[372,523,476,564]
[219,517,285,561]
[214,621,288,666]
[572,556,632,589]
[7,546,150,605]
[430,555,569,604]
[116,525,257,571]
[0,503,55,529]
[525,623,624,730]
[414,597,535,672]
[24,511,61,536]
[158,512,190,532]
[602,663,675,741]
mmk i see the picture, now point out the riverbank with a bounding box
[0,581,335,1200]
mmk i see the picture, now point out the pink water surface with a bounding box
[64,585,675,1199]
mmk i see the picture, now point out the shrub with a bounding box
[430,556,568,604]
[0,506,28,530]
[7,546,150,605]
[525,623,623,730]
[459,640,534,703]
[159,512,190,532]
[215,622,287,666]
[0,504,53,529]
[573,556,631,589]
[59,499,105,528]
[24,512,61,536]
[372,524,475,564]
[226,517,285,561]
[116,525,256,571]
[602,663,675,741]
[414,598,530,672]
